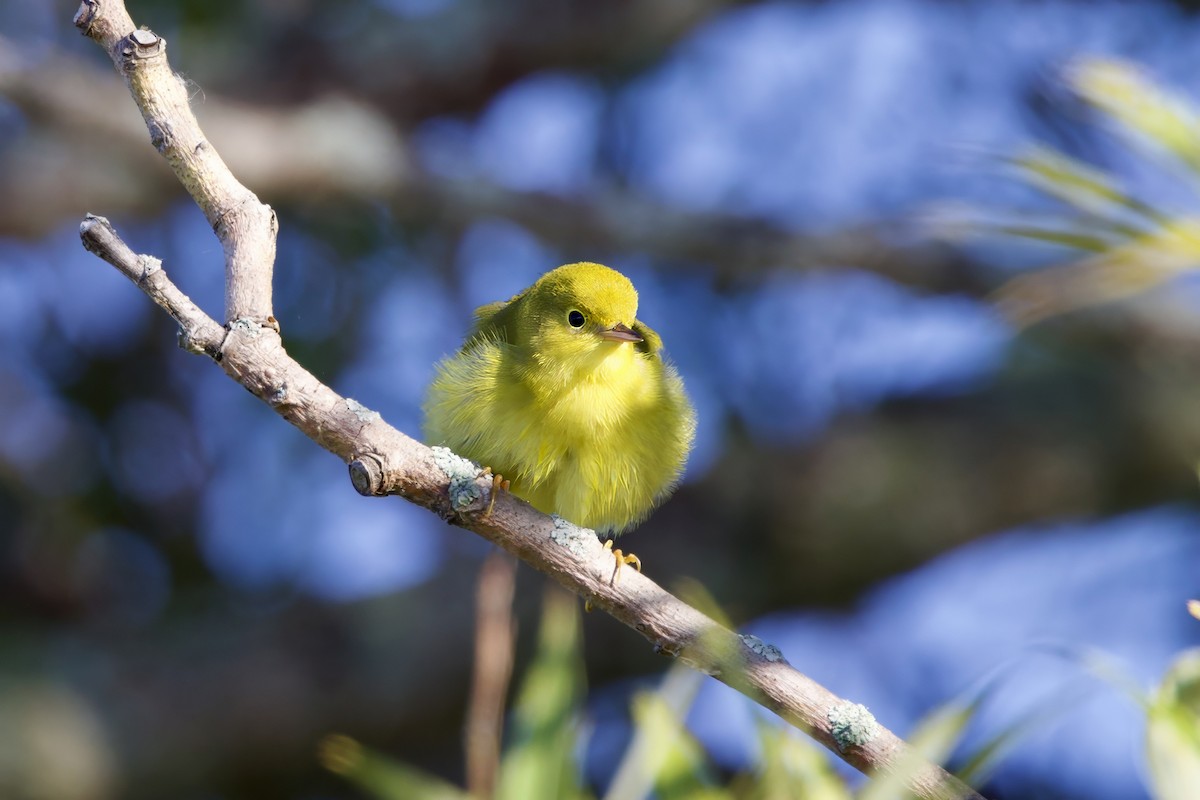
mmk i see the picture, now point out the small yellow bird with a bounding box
[423,262,695,569]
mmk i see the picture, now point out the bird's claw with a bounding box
[584,541,642,612]
[604,538,641,583]
[478,467,510,518]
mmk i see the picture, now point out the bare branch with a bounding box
[75,0,276,323]
[79,214,225,356]
[72,2,987,797]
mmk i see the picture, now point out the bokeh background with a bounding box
[3,0,1200,798]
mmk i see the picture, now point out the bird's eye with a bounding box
[568,310,586,328]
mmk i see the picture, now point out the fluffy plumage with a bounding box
[423,262,695,535]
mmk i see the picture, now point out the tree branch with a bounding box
[75,1,276,323]
[72,2,986,798]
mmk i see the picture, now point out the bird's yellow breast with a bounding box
[424,339,690,535]
[538,343,656,437]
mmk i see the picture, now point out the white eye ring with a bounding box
[568,310,586,328]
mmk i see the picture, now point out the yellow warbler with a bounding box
[423,262,695,554]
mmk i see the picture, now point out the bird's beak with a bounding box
[600,322,643,343]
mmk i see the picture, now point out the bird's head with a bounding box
[518,262,646,372]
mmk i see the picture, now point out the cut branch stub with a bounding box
[121,28,165,82]
[73,0,133,45]
[348,454,388,497]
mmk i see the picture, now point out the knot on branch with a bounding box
[177,328,212,357]
[136,254,162,281]
[348,454,388,497]
[146,118,172,154]
[72,0,99,32]
[118,27,164,71]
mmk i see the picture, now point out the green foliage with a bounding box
[1070,60,1200,173]
[603,667,725,800]
[858,701,976,800]
[320,590,1200,800]
[1146,648,1200,800]
[1029,609,1200,800]
[317,733,468,800]
[975,58,1200,327]
[980,60,1200,790]
[747,719,851,800]
[317,585,914,800]
[495,589,588,800]
[320,588,588,800]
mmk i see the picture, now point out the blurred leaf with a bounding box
[319,588,592,800]
[496,588,588,800]
[747,719,852,800]
[978,57,1200,327]
[858,701,976,800]
[994,218,1200,327]
[604,666,727,800]
[955,683,1091,787]
[1009,146,1165,229]
[1027,641,1149,710]
[1069,57,1200,174]
[317,734,468,800]
[1187,600,1200,621]
[931,202,1135,251]
[987,222,1123,253]
[1146,648,1200,800]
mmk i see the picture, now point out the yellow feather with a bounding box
[423,262,696,536]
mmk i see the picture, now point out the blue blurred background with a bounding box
[2,0,1199,798]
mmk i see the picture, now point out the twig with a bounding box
[72,2,986,798]
[74,1,276,324]
[465,550,518,799]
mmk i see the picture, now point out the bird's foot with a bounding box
[584,540,642,612]
[477,467,510,518]
[604,538,641,584]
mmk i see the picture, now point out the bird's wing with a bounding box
[462,294,521,351]
[631,319,664,355]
